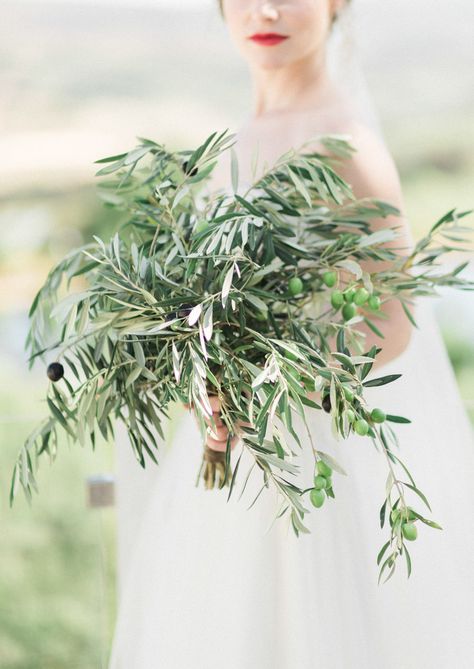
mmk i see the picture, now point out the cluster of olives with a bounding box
[309,459,333,508]
[350,405,386,436]
[316,270,381,322]
[322,384,387,437]
[390,506,418,541]
[285,271,382,327]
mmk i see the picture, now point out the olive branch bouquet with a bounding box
[12,128,474,584]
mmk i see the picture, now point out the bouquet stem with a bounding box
[196,442,233,490]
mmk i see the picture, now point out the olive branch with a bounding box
[12,128,473,585]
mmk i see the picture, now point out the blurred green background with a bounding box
[1,1,473,667]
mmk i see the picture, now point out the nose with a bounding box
[258,2,280,21]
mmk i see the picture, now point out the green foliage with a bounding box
[13,128,474,584]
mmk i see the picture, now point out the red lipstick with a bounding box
[249,33,289,46]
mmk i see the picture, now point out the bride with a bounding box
[109,2,474,667]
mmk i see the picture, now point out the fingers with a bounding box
[237,418,253,429]
[183,395,242,451]
[206,433,240,452]
[207,396,237,451]
[206,409,238,451]
[185,396,224,427]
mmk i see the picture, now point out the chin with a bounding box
[251,57,289,70]
[243,50,302,71]
[243,41,323,72]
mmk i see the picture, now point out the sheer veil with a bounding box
[326,1,384,138]
[112,0,474,604]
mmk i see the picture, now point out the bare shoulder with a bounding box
[326,119,415,252]
[332,119,403,204]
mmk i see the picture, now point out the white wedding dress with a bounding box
[108,292,474,669]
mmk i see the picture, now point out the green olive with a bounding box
[316,459,332,477]
[194,220,210,234]
[310,488,325,508]
[324,476,333,489]
[322,271,337,288]
[401,521,418,541]
[342,385,354,402]
[288,277,304,295]
[343,288,356,302]
[330,290,345,309]
[342,303,357,321]
[390,508,401,524]
[284,349,299,362]
[403,507,417,521]
[368,295,381,311]
[345,408,355,423]
[313,475,327,490]
[370,407,386,423]
[353,287,370,305]
[354,418,369,436]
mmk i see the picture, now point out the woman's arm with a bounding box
[324,121,417,371]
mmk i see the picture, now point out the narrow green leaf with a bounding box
[377,540,391,566]
[221,264,234,308]
[46,398,75,437]
[385,414,411,424]
[230,147,239,194]
[203,302,213,341]
[126,366,142,388]
[403,544,412,578]
[363,373,402,387]
[379,498,387,528]
[402,481,432,512]
[362,316,385,338]
[317,450,347,476]
[400,300,419,328]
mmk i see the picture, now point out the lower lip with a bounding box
[250,36,288,46]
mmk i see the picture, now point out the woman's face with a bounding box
[221,0,341,71]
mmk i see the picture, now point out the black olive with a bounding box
[165,311,179,322]
[47,362,64,382]
[177,302,194,318]
[322,393,331,413]
[182,160,198,177]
